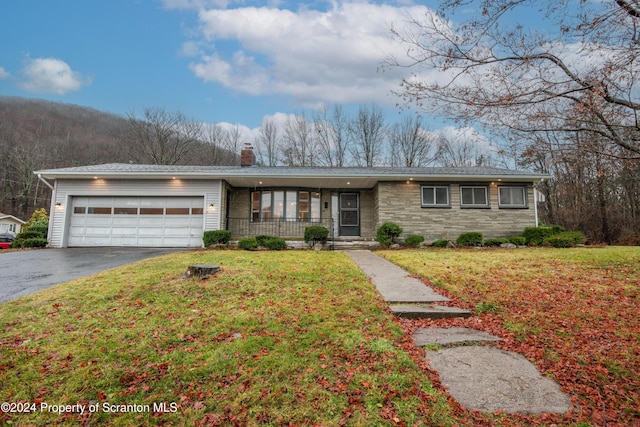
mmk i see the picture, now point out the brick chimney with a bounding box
[240,144,256,167]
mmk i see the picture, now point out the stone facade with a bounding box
[358,189,376,240]
[226,188,333,239]
[375,181,537,241]
[223,181,537,241]
[225,187,377,239]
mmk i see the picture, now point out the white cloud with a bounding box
[20,57,91,95]
[184,2,437,108]
[180,41,204,57]
[0,66,9,79]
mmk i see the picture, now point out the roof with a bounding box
[35,163,549,188]
[0,213,26,224]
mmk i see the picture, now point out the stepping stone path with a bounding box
[344,250,572,415]
[427,346,572,414]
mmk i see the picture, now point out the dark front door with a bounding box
[339,192,360,237]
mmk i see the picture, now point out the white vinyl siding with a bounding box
[47,179,222,248]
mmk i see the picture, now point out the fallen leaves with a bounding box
[384,247,640,426]
[0,251,464,426]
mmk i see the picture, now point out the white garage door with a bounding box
[68,196,204,247]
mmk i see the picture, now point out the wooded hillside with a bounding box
[0,97,237,219]
[0,97,124,218]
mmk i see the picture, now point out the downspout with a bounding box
[37,174,56,247]
[534,179,543,227]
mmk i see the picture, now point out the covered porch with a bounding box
[224,187,376,241]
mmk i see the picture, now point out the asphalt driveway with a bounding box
[0,248,183,303]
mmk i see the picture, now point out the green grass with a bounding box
[0,251,457,426]
[380,246,640,425]
[4,247,638,426]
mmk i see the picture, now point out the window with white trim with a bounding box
[498,186,527,208]
[421,185,450,207]
[460,186,489,207]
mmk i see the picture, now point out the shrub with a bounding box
[25,219,49,238]
[404,235,425,247]
[23,208,48,230]
[262,237,288,250]
[544,235,574,248]
[238,237,259,250]
[484,238,508,247]
[15,230,44,240]
[544,231,585,248]
[304,226,329,246]
[563,231,586,244]
[18,237,48,248]
[13,219,49,248]
[456,232,483,247]
[12,231,44,248]
[508,236,526,246]
[203,230,231,247]
[522,226,556,246]
[376,222,403,247]
[431,239,449,248]
[255,235,272,247]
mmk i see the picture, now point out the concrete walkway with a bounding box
[344,250,572,415]
[345,250,449,303]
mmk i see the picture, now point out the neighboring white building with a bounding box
[0,213,25,235]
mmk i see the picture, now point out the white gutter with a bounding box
[37,174,54,190]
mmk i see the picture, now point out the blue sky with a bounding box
[0,0,438,128]
[0,0,567,152]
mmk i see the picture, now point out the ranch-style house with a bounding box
[35,147,548,248]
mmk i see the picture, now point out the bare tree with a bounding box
[349,104,386,167]
[313,104,351,167]
[388,115,437,167]
[387,0,640,158]
[225,124,245,162]
[281,112,317,166]
[201,124,238,165]
[435,130,494,167]
[123,107,203,165]
[521,129,640,244]
[255,117,280,166]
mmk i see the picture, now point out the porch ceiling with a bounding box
[223,175,380,189]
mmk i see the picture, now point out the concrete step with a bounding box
[413,327,502,346]
[333,240,379,250]
[390,304,472,320]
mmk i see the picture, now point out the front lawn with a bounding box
[1,248,638,426]
[0,251,456,426]
[381,246,640,426]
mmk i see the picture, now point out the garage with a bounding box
[68,196,204,247]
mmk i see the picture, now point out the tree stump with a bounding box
[185,264,220,279]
